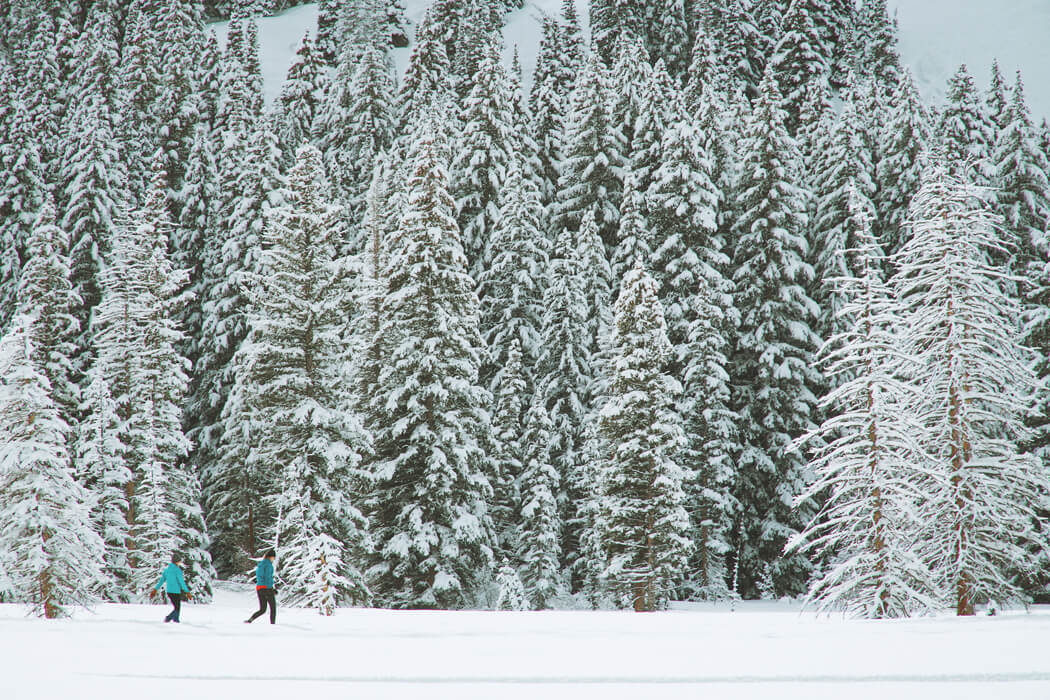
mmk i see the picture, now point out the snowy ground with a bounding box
[3,582,1050,700]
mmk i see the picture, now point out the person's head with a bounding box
[265,549,276,561]
[171,552,183,566]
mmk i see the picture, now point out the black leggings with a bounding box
[248,588,276,624]
[166,593,181,622]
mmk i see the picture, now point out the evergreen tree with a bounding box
[452,36,518,277]
[494,559,528,610]
[597,261,691,611]
[729,70,821,598]
[94,156,213,600]
[938,64,996,186]
[768,0,831,135]
[272,32,325,169]
[810,88,878,340]
[536,226,591,588]
[875,69,930,258]
[791,186,937,618]
[555,53,625,250]
[197,124,284,565]
[680,252,739,601]
[995,72,1050,278]
[59,80,126,382]
[396,8,453,136]
[611,170,652,289]
[241,145,373,612]
[0,100,45,328]
[368,130,496,608]
[855,0,901,94]
[477,162,548,388]
[647,120,722,363]
[516,394,562,609]
[16,197,81,429]
[985,60,1011,133]
[315,37,395,246]
[491,339,526,556]
[77,363,133,601]
[892,161,1050,615]
[0,315,106,618]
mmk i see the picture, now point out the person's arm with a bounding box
[177,567,189,594]
[155,570,166,592]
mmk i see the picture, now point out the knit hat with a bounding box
[171,552,183,564]
[265,549,276,559]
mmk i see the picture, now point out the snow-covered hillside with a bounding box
[4,586,1050,700]
[221,0,1050,121]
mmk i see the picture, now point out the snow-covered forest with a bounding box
[2,0,1050,620]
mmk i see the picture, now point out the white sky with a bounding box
[890,0,1050,122]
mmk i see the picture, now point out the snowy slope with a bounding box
[217,0,1050,122]
[4,588,1050,700]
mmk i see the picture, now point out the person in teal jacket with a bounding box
[152,553,191,623]
[245,550,276,624]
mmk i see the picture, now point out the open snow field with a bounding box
[2,583,1050,700]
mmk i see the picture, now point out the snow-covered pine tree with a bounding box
[0,99,46,328]
[490,338,526,557]
[95,154,213,600]
[536,225,591,590]
[893,160,1050,616]
[59,25,126,373]
[790,184,937,618]
[576,209,615,356]
[597,260,691,611]
[175,123,219,380]
[237,146,374,612]
[995,72,1050,280]
[993,73,1050,513]
[495,559,528,610]
[875,68,930,259]
[368,129,496,609]
[452,35,518,278]
[938,64,997,186]
[679,246,739,601]
[555,52,625,250]
[517,394,562,609]
[197,123,284,571]
[395,8,453,136]
[611,170,652,290]
[315,35,395,248]
[854,0,901,95]
[647,119,722,368]
[985,60,1011,134]
[16,196,80,430]
[476,161,548,392]
[768,0,831,135]
[729,69,821,598]
[271,32,325,170]
[0,315,106,618]
[77,361,133,601]
[810,86,878,341]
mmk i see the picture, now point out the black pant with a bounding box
[165,593,181,622]
[248,587,276,624]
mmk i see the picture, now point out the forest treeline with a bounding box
[1,0,1049,619]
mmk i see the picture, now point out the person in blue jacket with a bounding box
[245,550,277,624]
[151,553,191,623]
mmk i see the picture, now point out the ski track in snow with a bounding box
[4,587,1050,700]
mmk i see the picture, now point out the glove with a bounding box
[183,592,192,601]
[149,588,157,600]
